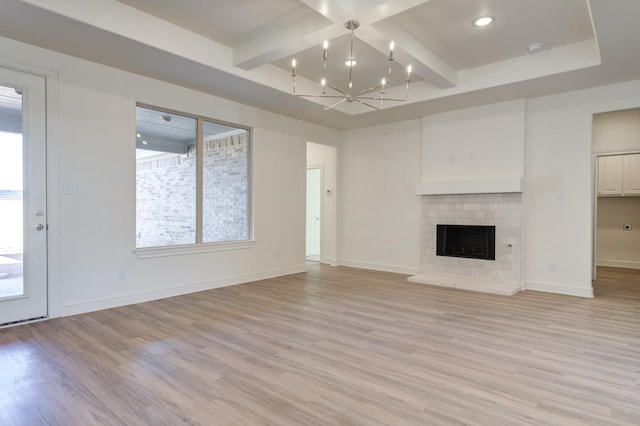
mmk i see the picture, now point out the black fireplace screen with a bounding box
[436,224,495,260]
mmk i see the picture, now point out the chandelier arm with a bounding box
[324,98,348,111]
[354,96,407,102]
[326,82,350,97]
[295,94,349,99]
[354,83,385,97]
[352,97,381,111]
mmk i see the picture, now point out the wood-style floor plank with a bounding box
[1,264,639,425]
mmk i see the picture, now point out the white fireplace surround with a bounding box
[409,192,522,296]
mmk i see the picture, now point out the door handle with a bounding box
[35,224,46,231]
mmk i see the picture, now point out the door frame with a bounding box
[0,59,60,322]
[306,164,323,261]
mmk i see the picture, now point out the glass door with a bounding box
[0,68,47,325]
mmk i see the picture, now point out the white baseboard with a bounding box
[523,281,594,298]
[59,265,307,317]
[321,256,338,266]
[337,259,421,275]
[596,259,640,270]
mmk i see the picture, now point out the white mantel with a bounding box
[416,177,523,195]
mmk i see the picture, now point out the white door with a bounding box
[306,167,321,260]
[0,68,47,325]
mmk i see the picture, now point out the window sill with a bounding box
[134,240,256,259]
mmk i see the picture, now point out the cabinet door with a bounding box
[598,155,623,196]
[623,153,640,195]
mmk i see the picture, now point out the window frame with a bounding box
[133,103,254,259]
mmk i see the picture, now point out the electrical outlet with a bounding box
[387,249,392,256]
[118,270,127,281]
[623,224,632,230]
[275,251,280,259]
[549,263,557,272]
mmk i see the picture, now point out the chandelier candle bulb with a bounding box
[405,64,412,99]
[291,58,296,93]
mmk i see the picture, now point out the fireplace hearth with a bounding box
[437,224,495,260]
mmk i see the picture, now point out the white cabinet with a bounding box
[623,153,640,195]
[598,155,623,195]
[598,153,640,196]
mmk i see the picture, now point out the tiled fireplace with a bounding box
[408,192,522,295]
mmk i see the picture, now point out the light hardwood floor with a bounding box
[1,264,639,425]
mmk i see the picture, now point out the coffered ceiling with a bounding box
[1,0,639,129]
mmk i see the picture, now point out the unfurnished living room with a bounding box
[1,0,640,424]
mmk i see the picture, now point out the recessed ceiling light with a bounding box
[136,133,141,138]
[344,59,358,67]
[142,140,148,145]
[474,16,494,27]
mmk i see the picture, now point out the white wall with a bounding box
[306,142,338,265]
[524,81,640,297]
[593,108,640,154]
[0,36,340,316]
[338,119,422,274]
[422,99,525,183]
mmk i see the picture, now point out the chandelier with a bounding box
[291,20,412,111]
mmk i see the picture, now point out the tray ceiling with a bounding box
[0,0,639,129]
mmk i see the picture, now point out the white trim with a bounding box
[408,274,521,296]
[596,259,640,270]
[134,240,256,259]
[59,264,306,317]
[416,178,522,195]
[321,256,337,266]
[45,68,61,319]
[523,280,594,298]
[337,259,420,275]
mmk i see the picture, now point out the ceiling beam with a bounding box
[234,12,343,70]
[298,0,356,22]
[367,20,457,88]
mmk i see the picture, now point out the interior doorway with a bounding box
[306,166,321,261]
[592,108,640,284]
[306,141,337,266]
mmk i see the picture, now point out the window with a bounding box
[135,106,250,250]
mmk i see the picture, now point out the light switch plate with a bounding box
[63,183,77,194]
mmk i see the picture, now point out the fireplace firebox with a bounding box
[436,224,495,260]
